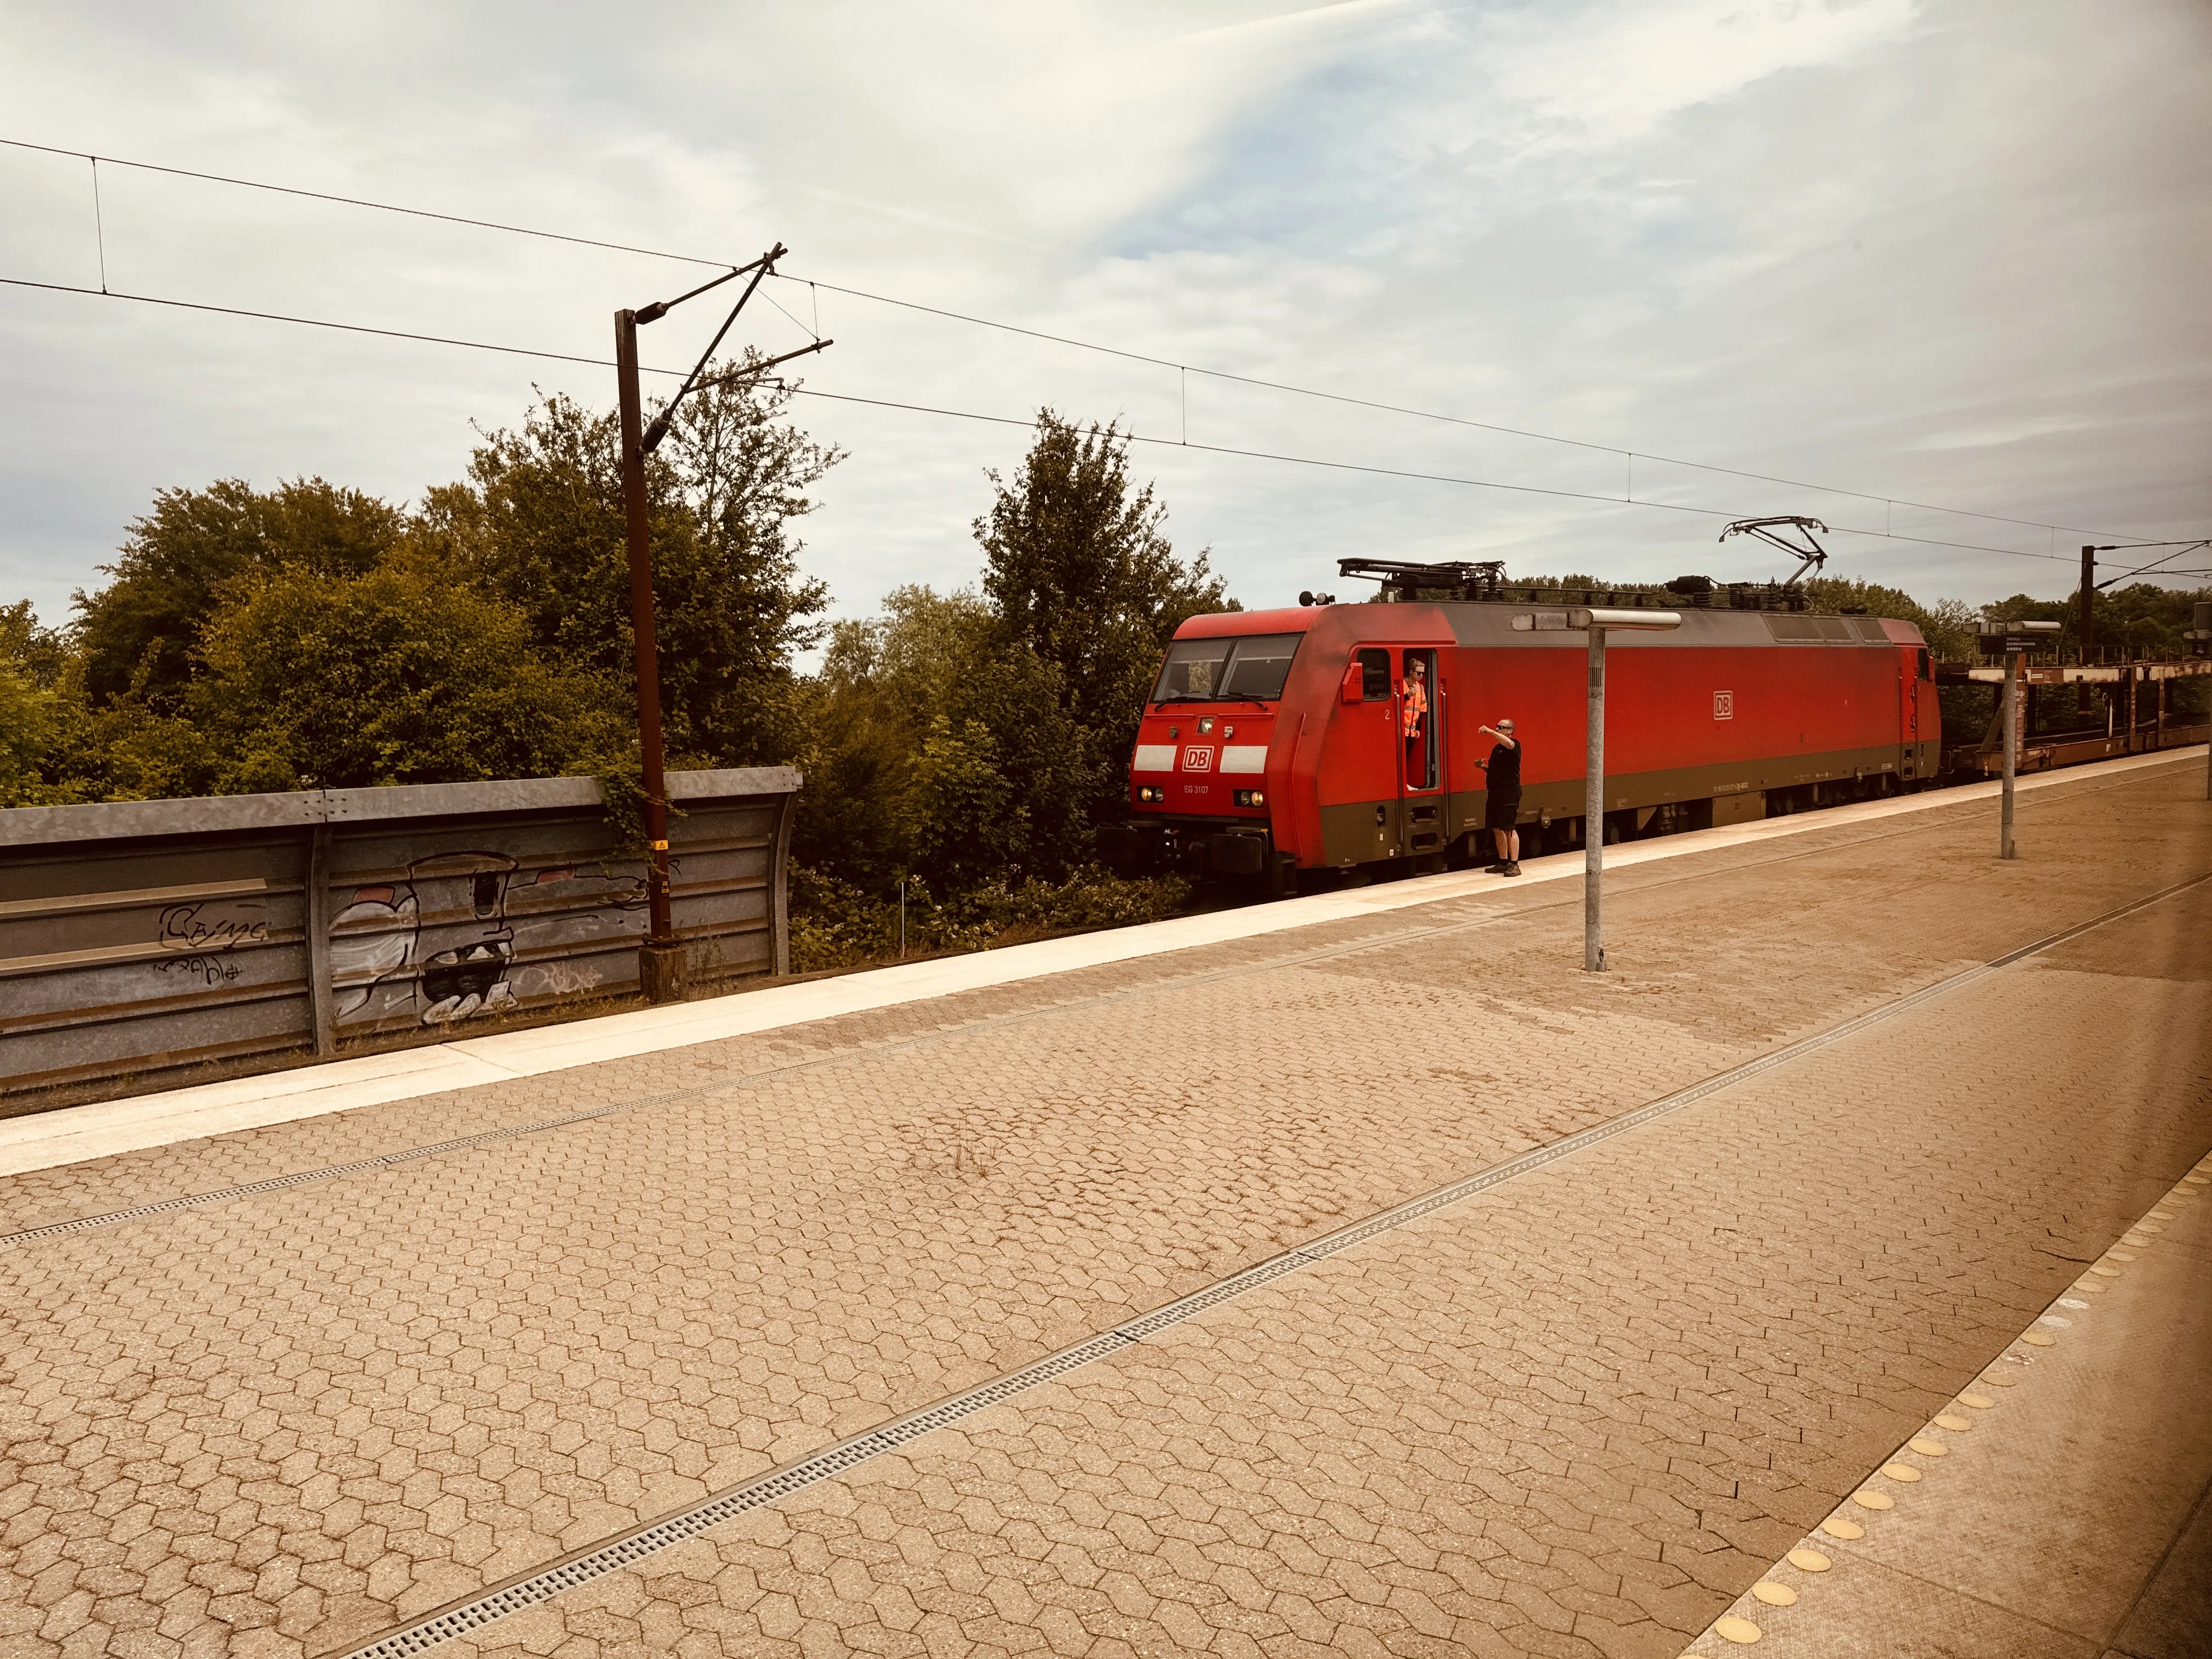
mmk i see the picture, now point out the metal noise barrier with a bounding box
[326,866,2211,1658]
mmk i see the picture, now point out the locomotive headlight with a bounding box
[1137,785,1163,803]
[1234,789,1266,808]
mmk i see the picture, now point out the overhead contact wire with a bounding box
[0,278,2182,567]
[0,133,2178,551]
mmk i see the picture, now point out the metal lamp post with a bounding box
[1978,618,2062,860]
[2190,602,2212,802]
[1515,605,1682,971]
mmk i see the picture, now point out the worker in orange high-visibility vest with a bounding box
[1401,655,1430,788]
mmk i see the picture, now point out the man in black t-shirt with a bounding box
[1476,718,1522,875]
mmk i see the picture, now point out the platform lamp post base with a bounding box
[639,941,688,1005]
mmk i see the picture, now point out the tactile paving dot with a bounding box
[2092,1263,2124,1276]
[1909,1435,1948,1456]
[2021,1330,2058,1347]
[1821,1516,1866,1541]
[1882,1463,1922,1482]
[1980,1370,2018,1385]
[2058,1297,2089,1308]
[1752,1582,1798,1606]
[1716,1615,1764,1644]
[1787,1548,1832,1572]
[1959,1392,1995,1408]
[2108,1248,2140,1261]
[1935,1412,1974,1431]
[1852,1489,1895,1511]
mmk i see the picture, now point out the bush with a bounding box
[788,864,1191,975]
[190,556,629,792]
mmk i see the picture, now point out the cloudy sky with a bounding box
[2,0,2208,635]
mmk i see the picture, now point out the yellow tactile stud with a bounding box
[1934,1412,1973,1431]
[1715,1614,1763,1644]
[2021,1331,2057,1347]
[1820,1516,1865,1541]
[1882,1463,1921,1482]
[1979,1371,2017,1386]
[1751,1582,1797,1606]
[1787,1547,1832,1572]
[1959,1392,1995,1409]
[2076,1279,2109,1293]
[2108,1248,2139,1261]
[1851,1489,1894,1511]
[1909,1435,1947,1455]
[2091,1263,2123,1276]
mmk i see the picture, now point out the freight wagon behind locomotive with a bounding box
[1099,563,1938,889]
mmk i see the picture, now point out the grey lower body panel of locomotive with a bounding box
[1314,740,1934,868]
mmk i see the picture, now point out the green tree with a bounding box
[0,662,61,805]
[453,360,839,766]
[1801,577,1979,659]
[974,411,1231,825]
[0,600,216,806]
[793,582,1101,894]
[793,587,994,889]
[75,478,405,708]
[189,556,628,793]
[0,600,70,686]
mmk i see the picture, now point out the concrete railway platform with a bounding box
[0,749,2206,1659]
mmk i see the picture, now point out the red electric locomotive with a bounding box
[1101,560,1940,888]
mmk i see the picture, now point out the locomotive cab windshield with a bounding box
[1150,633,1302,704]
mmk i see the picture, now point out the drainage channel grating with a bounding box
[332,875,2212,1659]
[341,1327,1141,1659]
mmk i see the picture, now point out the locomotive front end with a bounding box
[1100,625,1305,885]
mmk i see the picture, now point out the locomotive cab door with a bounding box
[1399,648,1446,856]
[1900,647,1929,779]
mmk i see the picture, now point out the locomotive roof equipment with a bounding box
[1335,558,1507,602]
[1718,515,1831,586]
[1330,555,1814,613]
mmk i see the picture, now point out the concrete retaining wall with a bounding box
[0,769,798,1097]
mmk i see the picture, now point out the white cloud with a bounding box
[0,0,2205,636]
[1483,0,1918,151]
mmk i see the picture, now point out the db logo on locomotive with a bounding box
[1182,746,1213,771]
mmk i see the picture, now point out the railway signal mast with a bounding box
[614,246,832,1001]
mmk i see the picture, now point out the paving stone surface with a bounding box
[1675,1147,2212,1658]
[0,763,2206,1659]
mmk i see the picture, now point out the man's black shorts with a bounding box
[1483,791,1521,833]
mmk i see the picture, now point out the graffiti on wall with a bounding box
[329,850,650,1028]
[150,899,269,989]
